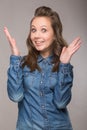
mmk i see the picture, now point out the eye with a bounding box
[31,28,36,33]
[41,28,47,33]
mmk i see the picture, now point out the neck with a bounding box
[40,51,51,58]
[40,48,53,58]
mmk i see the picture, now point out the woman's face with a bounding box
[30,16,54,57]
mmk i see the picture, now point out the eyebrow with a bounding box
[31,25,47,28]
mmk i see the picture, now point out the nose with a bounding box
[34,31,41,38]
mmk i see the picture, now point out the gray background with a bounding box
[0,0,87,130]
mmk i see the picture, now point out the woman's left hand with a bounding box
[60,37,82,64]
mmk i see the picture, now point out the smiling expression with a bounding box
[30,17,55,57]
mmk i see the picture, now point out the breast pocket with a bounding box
[45,72,58,93]
[23,68,40,89]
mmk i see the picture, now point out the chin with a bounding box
[36,47,44,51]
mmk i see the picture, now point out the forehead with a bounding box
[31,16,52,27]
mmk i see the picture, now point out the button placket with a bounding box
[38,58,51,128]
[39,60,48,121]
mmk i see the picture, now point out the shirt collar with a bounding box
[37,54,54,65]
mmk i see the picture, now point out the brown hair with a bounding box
[22,6,68,72]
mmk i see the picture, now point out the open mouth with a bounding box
[35,41,44,46]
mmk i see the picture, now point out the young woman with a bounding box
[4,6,81,130]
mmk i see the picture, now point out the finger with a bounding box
[70,37,81,47]
[4,27,12,42]
[73,39,82,49]
[71,41,82,54]
[61,46,66,53]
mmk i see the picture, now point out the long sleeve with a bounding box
[53,63,73,109]
[7,55,24,102]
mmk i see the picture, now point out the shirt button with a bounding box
[40,92,43,96]
[41,105,45,108]
[42,73,44,76]
[40,81,43,84]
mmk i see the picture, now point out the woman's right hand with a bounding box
[4,27,20,56]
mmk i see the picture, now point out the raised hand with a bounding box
[4,27,20,56]
[60,37,82,64]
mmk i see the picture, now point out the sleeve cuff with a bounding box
[59,62,73,74]
[10,55,22,65]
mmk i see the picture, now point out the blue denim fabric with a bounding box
[7,55,73,130]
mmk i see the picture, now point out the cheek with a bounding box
[30,35,33,41]
[30,33,35,41]
[46,36,54,44]
[45,32,54,41]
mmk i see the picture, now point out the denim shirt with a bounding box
[7,55,73,130]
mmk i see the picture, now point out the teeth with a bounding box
[36,41,41,43]
[35,41,44,44]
